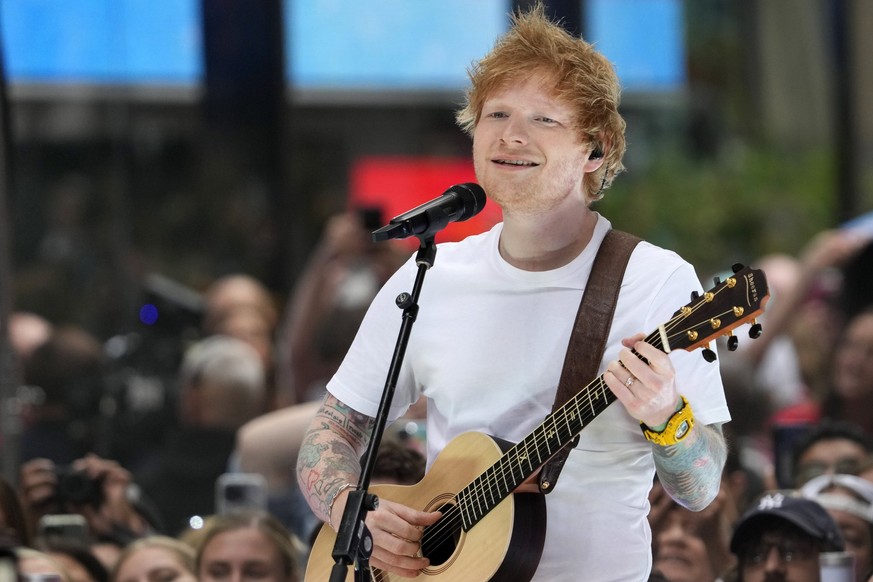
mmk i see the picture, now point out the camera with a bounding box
[53,466,104,508]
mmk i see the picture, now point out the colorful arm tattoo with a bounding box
[652,422,727,511]
[296,393,376,524]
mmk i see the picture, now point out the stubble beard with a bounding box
[477,159,583,217]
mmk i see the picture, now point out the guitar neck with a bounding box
[454,327,666,530]
[456,373,619,530]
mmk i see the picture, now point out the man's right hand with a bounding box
[332,490,442,578]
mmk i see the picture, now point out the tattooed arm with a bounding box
[652,422,727,511]
[295,392,374,524]
[296,392,440,577]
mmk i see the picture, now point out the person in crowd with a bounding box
[275,210,406,406]
[369,439,426,486]
[1,475,32,547]
[19,325,107,465]
[16,547,73,581]
[766,305,873,437]
[137,335,268,535]
[19,454,156,551]
[42,544,109,582]
[233,400,321,543]
[801,473,873,582]
[194,510,300,582]
[8,311,53,370]
[790,420,873,488]
[202,274,280,408]
[296,5,730,580]
[649,475,738,582]
[820,308,873,436]
[739,229,872,416]
[729,492,845,582]
[110,535,196,582]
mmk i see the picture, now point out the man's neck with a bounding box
[498,208,597,271]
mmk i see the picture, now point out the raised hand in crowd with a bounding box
[19,454,154,546]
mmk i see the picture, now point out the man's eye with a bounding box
[486,111,507,119]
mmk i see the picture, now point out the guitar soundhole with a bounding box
[420,503,460,566]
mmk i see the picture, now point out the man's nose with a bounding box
[763,545,788,573]
[500,116,528,144]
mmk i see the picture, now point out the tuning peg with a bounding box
[732,263,745,273]
[713,276,721,286]
[727,334,739,351]
[702,345,717,363]
[748,321,763,339]
[690,290,700,301]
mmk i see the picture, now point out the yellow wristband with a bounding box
[640,396,694,446]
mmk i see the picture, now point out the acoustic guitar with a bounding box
[305,263,769,582]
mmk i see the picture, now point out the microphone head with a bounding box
[448,183,487,222]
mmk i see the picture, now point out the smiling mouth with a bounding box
[493,159,538,167]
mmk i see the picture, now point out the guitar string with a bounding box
[418,287,741,554]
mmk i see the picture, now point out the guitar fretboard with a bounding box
[459,372,620,529]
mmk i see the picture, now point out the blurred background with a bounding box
[0,0,872,477]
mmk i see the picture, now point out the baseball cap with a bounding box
[800,473,873,524]
[730,491,844,554]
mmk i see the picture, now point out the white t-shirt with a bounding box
[328,214,731,582]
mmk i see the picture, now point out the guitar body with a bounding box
[304,431,547,582]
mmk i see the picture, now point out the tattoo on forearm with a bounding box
[653,423,726,511]
[296,395,377,522]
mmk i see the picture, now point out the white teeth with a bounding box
[497,160,536,166]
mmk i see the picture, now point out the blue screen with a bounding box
[586,0,685,91]
[286,0,509,91]
[0,0,202,85]
[0,0,682,94]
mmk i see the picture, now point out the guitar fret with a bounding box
[543,421,553,457]
[483,467,497,507]
[564,407,574,440]
[499,457,509,494]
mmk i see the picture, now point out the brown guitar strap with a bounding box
[538,229,641,494]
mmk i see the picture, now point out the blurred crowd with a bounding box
[2,209,873,581]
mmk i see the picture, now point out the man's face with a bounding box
[833,312,873,401]
[740,527,821,582]
[795,438,869,486]
[472,73,597,216]
[652,508,718,582]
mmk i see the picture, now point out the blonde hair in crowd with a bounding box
[193,510,301,582]
[111,535,197,581]
[456,3,627,204]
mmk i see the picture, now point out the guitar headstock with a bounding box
[660,263,769,359]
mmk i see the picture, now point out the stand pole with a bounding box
[329,237,437,582]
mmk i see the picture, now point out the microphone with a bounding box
[371,183,487,242]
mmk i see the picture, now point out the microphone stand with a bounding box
[329,234,438,582]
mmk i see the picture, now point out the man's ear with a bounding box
[584,143,605,173]
[584,155,605,173]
